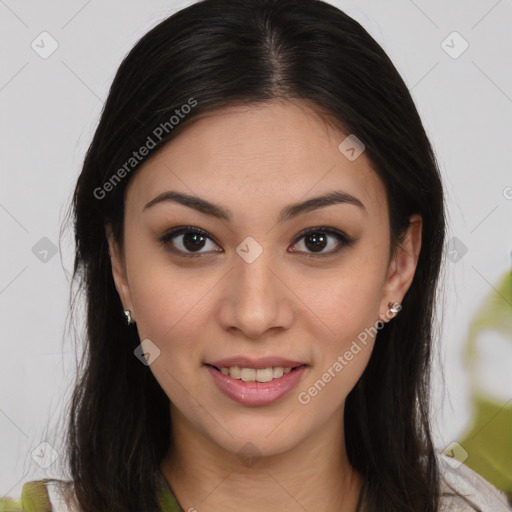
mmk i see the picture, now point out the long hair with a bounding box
[65,0,449,510]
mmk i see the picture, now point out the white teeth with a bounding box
[255,368,274,382]
[230,366,241,379]
[272,367,284,378]
[216,366,300,382]
[241,368,257,382]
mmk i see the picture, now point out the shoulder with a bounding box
[437,452,512,511]
[20,479,78,512]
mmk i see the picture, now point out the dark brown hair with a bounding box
[62,0,454,510]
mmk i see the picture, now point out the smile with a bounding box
[204,363,309,406]
[208,364,301,382]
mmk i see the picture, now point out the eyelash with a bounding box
[157,225,354,259]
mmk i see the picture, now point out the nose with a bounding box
[216,243,294,340]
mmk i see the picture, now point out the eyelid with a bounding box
[291,226,351,245]
[157,225,354,257]
[157,226,221,257]
[289,226,353,256]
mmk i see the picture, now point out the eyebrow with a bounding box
[143,189,366,222]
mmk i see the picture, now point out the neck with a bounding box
[160,404,364,512]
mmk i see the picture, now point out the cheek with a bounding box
[123,235,217,365]
[127,260,214,406]
[300,253,386,346]
[295,291,378,414]
[294,249,386,404]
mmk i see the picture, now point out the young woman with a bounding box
[9,0,511,510]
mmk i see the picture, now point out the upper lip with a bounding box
[206,356,308,369]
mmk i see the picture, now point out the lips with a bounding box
[203,355,310,405]
[205,363,309,406]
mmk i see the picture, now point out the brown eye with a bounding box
[181,232,207,252]
[158,226,221,257]
[289,227,353,256]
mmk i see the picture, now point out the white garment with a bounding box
[438,452,511,511]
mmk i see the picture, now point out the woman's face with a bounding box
[107,99,421,458]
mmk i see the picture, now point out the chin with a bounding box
[203,421,304,461]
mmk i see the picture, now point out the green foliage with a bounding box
[0,496,23,512]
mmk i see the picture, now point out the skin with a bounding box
[106,99,422,511]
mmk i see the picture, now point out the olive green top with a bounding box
[155,470,185,511]
[1,471,185,512]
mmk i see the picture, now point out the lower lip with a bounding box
[205,365,308,406]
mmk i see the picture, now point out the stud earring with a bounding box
[124,309,134,325]
[388,302,401,314]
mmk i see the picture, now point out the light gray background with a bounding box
[1,0,511,499]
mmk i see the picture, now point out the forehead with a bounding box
[125,99,387,221]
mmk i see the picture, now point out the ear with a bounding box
[379,214,422,321]
[105,223,135,321]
